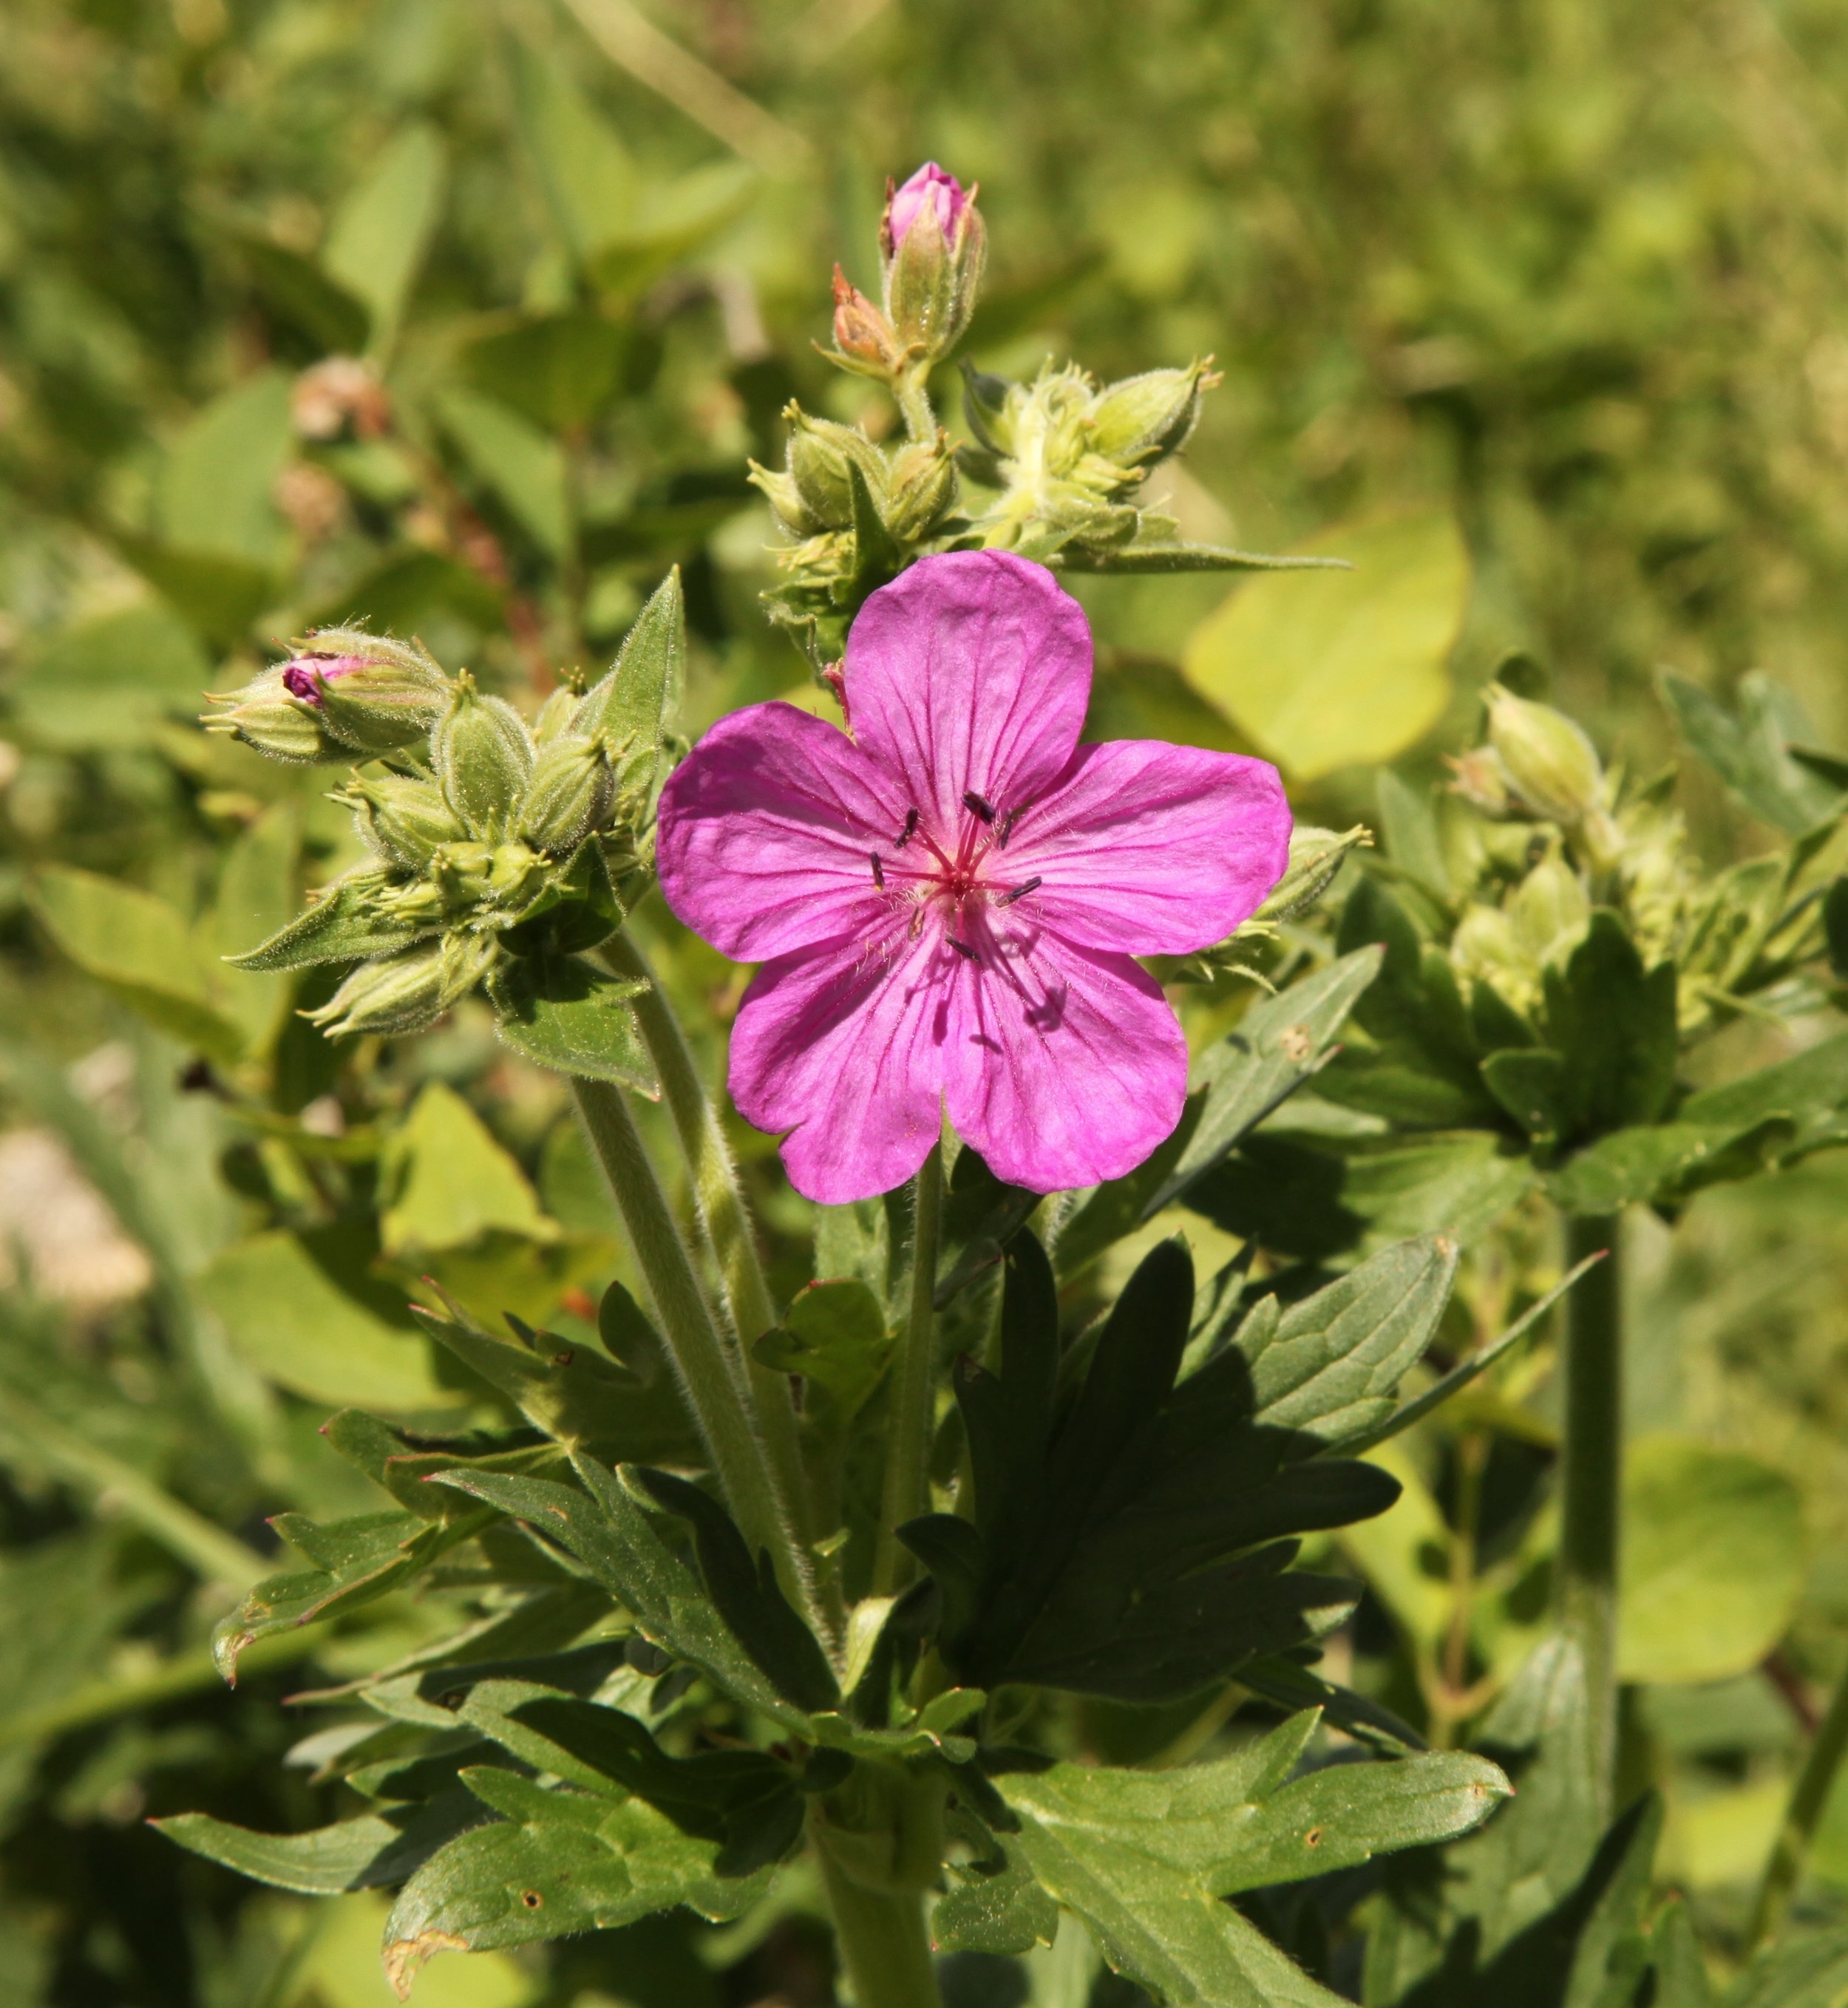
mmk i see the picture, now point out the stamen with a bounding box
[870,852,885,888]
[895,807,920,848]
[948,936,980,962]
[994,877,1042,907]
[962,790,996,823]
[996,808,1016,848]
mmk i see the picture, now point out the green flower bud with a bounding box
[1087,359,1217,467]
[779,406,887,534]
[203,672,342,763]
[519,735,616,858]
[431,673,534,841]
[532,680,585,748]
[483,842,549,910]
[881,163,986,363]
[302,929,495,1038]
[1509,854,1590,967]
[881,434,959,543]
[340,775,467,874]
[747,461,818,539]
[1445,745,1517,819]
[1452,902,1536,1013]
[282,627,449,755]
[1484,686,1605,825]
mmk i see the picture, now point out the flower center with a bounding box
[871,796,1041,960]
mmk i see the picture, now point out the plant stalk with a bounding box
[1750,1655,1848,1947]
[598,934,813,1545]
[1557,1209,1623,1823]
[814,1837,941,2008]
[873,1140,944,1596]
[572,1077,817,1630]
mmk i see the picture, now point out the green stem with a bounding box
[1750,1657,1848,1947]
[894,368,937,445]
[1557,1210,1623,1824]
[814,1836,941,2008]
[874,1140,944,1596]
[599,933,813,1553]
[573,1077,817,1630]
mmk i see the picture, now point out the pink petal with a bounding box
[729,923,949,1204]
[656,702,906,961]
[1003,741,1291,955]
[942,921,1189,1193]
[845,552,1090,840]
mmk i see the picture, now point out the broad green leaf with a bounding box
[1619,1436,1804,1684]
[1001,1716,1506,2008]
[1542,912,1678,1142]
[461,310,631,434]
[429,1460,809,1730]
[1146,947,1385,1212]
[212,803,300,1057]
[434,385,571,559]
[382,1081,557,1257]
[934,1143,1044,1307]
[153,368,293,565]
[383,1783,770,1978]
[506,41,640,267]
[230,231,370,355]
[194,1228,464,1412]
[1725,1927,1848,2008]
[752,1277,891,1424]
[1376,768,1450,896]
[585,163,758,299]
[1658,669,1843,837]
[934,1830,1060,1956]
[1545,1120,1783,1215]
[1181,510,1469,781]
[154,1793,480,1893]
[574,570,684,800]
[112,534,276,647]
[487,953,657,1093]
[322,123,446,356]
[30,865,246,1063]
[1682,1031,1848,1163]
[10,603,209,752]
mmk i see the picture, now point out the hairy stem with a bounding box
[814,1835,941,2008]
[894,369,937,446]
[874,1140,944,1596]
[598,933,814,1551]
[1750,1656,1848,1947]
[573,1077,816,1627]
[1558,1210,1623,1823]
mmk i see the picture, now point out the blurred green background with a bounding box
[7,0,1848,2001]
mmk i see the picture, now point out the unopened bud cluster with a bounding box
[205,627,450,763]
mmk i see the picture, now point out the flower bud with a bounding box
[341,775,467,874]
[881,162,985,361]
[1509,854,1590,967]
[1087,360,1217,467]
[830,265,900,375]
[881,434,959,543]
[431,673,535,840]
[747,461,817,539]
[1484,686,1605,825]
[1451,902,1536,1013]
[291,356,390,441]
[302,930,496,1038]
[519,735,616,857]
[781,406,888,534]
[1444,745,1516,819]
[279,628,452,756]
[532,681,585,747]
[204,672,343,763]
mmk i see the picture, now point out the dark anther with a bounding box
[962,789,996,823]
[948,936,980,961]
[995,877,1042,907]
[896,807,920,847]
[870,852,886,888]
[996,808,1016,847]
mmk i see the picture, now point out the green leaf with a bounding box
[153,369,293,565]
[1725,1927,1848,2008]
[1542,911,1678,1141]
[154,1794,483,1894]
[434,384,571,559]
[194,1228,465,1412]
[934,1143,1044,1307]
[1682,1030,1848,1163]
[461,310,631,434]
[1376,768,1450,896]
[487,951,657,1092]
[1658,669,1844,836]
[111,535,274,647]
[230,231,371,355]
[10,603,209,752]
[1824,878,1848,981]
[1059,542,1351,575]
[574,570,684,798]
[228,868,438,973]
[506,41,641,268]
[1545,1120,1784,1215]
[934,1829,1060,1956]
[429,1460,810,1730]
[30,865,246,1063]
[999,1716,1506,2008]
[382,1081,557,1257]
[382,1777,770,1973]
[1619,1436,1804,1684]
[585,163,758,299]
[1181,510,1469,781]
[752,1278,891,1425]
[322,123,446,358]
[212,803,300,1057]
[1147,947,1386,1212]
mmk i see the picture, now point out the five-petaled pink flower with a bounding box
[656,551,1291,1203]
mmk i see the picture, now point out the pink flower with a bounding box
[281,654,369,703]
[885,162,970,251]
[656,551,1291,1203]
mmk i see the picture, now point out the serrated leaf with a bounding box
[154,1792,482,1894]
[1541,912,1677,1142]
[488,951,657,1092]
[1146,946,1385,1213]
[934,1828,1060,1956]
[1658,669,1844,837]
[1545,1120,1784,1214]
[1681,1030,1848,1163]
[752,1277,891,1425]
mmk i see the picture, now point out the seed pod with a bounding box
[519,735,616,858]
[431,673,535,840]
[342,775,467,874]
[1485,686,1605,825]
